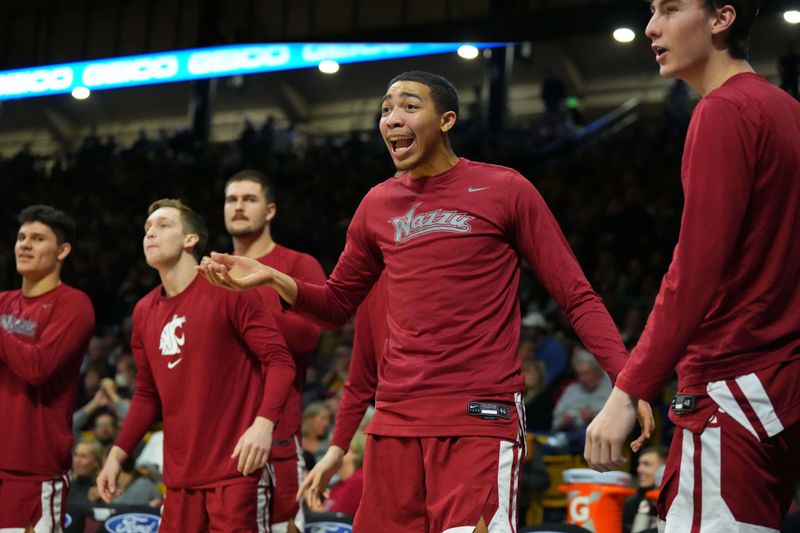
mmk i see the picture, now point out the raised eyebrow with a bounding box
[381,91,422,104]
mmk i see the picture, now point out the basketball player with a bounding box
[0,205,95,533]
[97,199,295,532]
[585,2,800,531]
[224,170,326,533]
[199,71,653,532]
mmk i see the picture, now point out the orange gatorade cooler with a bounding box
[559,468,635,533]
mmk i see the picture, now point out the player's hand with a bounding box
[584,386,638,471]
[197,252,275,291]
[631,399,655,453]
[97,447,127,503]
[232,416,274,476]
[297,445,345,507]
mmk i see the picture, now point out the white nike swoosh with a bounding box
[468,186,490,193]
[167,358,183,369]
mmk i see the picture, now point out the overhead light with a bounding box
[318,60,340,74]
[457,45,479,60]
[785,10,800,24]
[71,86,90,99]
[613,28,636,43]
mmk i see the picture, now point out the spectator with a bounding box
[67,440,103,507]
[548,349,612,453]
[302,402,332,462]
[90,409,119,456]
[522,359,555,432]
[623,445,668,533]
[521,311,568,386]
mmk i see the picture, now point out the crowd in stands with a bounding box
[0,100,728,525]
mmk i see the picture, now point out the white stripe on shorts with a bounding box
[485,440,516,533]
[662,426,780,533]
[734,373,785,438]
[707,380,759,439]
[32,476,66,533]
[257,466,272,533]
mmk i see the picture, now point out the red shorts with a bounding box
[159,468,272,533]
[658,367,800,532]
[270,436,305,531]
[0,475,69,532]
[354,435,523,533]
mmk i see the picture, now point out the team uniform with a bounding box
[114,276,295,533]
[255,244,325,532]
[291,158,629,532]
[328,274,388,454]
[615,73,800,532]
[0,284,95,532]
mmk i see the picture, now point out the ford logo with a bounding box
[305,522,352,533]
[64,513,72,528]
[104,513,160,533]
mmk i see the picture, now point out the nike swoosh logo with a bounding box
[468,186,490,193]
[167,358,183,369]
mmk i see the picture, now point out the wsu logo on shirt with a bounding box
[159,314,186,356]
[388,202,475,244]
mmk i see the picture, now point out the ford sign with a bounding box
[305,522,352,533]
[104,513,160,533]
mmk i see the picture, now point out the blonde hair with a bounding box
[301,402,331,437]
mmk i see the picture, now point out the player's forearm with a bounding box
[266,269,298,305]
[107,445,129,464]
[252,416,275,433]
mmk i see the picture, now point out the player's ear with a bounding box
[440,111,457,133]
[184,233,199,249]
[266,203,277,223]
[710,4,736,37]
[56,242,72,262]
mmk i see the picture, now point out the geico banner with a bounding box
[0,42,506,101]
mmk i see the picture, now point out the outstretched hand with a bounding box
[196,252,275,291]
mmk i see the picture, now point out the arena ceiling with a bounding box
[0,0,797,150]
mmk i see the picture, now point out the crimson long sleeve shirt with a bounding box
[0,284,94,479]
[616,74,800,402]
[115,276,294,488]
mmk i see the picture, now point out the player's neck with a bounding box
[21,270,61,297]
[409,147,459,180]
[232,229,276,259]
[685,51,754,97]
[158,254,199,297]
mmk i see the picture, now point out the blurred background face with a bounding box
[92,413,117,445]
[575,362,602,391]
[72,442,100,477]
[224,180,272,237]
[311,409,331,438]
[15,221,64,278]
[143,207,189,267]
[637,451,665,487]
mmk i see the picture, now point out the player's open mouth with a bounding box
[389,136,415,156]
[653,45,669,62]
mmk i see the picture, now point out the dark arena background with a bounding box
[1,1,799,532]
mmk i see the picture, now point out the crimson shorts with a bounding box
[658,368,800,532]
[0,475,69,532]
[270,436,305,532]
[159,468,272,533]
[353,435,523,533]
